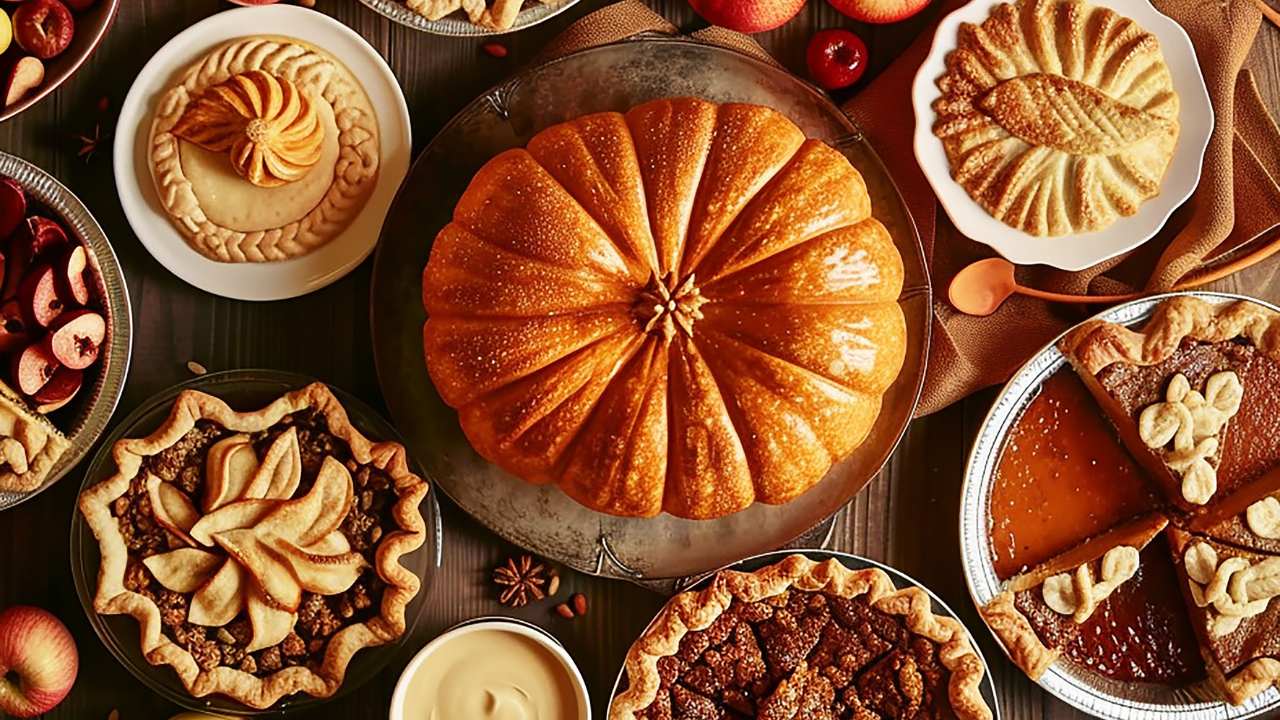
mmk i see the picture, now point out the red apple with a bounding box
[10,342,56,396]
[32,365,80,412]
[17,263,62,328]
[19,216,67,260]
[12,0,74,60]
[0,606,77,717]
[0,179,26,240]
[827,0,928,23]
[806,29,869,90]
[688,0,806,33]
[2,57,43,109]
[43,308,102,369]
[54,245,88,307]
[0,299,26,354]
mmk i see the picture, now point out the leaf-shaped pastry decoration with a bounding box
[246,587,296,652]
[147,474,200,546]
[978,73,1171,156]
[274,541,367,596]
[244,427,302,501]
[143,547,222,593]
[189,560,247,627]
[190,498,277,546]
[171,70,325,188]
[213,527,303,612]
[203,434,260,512]
[258,456,354,548]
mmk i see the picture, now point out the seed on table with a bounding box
[572,592,588,616]
[554,602,574,619]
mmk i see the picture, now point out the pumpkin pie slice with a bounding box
[1167,527,1280,705]
[980,513,1168,679]
[1060,297,1280,518]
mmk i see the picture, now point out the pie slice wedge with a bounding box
[1060,297,1280,517]
[1167,527,1280,705]
[980,513,1168,679]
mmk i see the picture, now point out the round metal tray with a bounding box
[960,291,1280,720]
[355,0,580,36]
[70,369,443,715]
[0,151,132,512]
[370,38,931,582]
[608,548,1002,719]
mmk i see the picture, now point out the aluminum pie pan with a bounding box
[959,290,1280,719]
[369,37,931,583]
[0,151,132,512]
[354,0,579,36]
[608,549,1002,720]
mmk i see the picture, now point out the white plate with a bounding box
[911,0,1213,271]
[113,5,412,301]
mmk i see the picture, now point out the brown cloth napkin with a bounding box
[541,0,1280,415]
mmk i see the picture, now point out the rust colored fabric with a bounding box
[543,0,1280,415]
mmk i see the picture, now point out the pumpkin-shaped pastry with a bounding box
[932,0,1179,236]
[422,97,906,519]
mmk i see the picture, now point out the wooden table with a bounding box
[1,0,1276,718]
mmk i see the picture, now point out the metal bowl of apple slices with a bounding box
[0,151,132,512]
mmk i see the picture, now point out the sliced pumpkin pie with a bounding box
[980,513,1167,679]
[1060,297,1280,515]
[1168,527,1280,705]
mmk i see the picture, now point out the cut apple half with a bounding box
[259,456,353,548]
[189,560,247,627]
[142,548,222,594]
[213,528,302,612]
[244,427,301,501]
[146,474,199,546]
[189,498,276,546]
[203,434,259,511]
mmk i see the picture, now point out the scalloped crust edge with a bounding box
[608,554,992,720]
[78,382,429,709]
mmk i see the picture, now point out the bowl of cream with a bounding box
[390,618,590,720]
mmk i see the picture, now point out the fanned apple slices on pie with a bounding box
[78,383,429,709]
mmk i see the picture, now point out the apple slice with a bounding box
[43,309,103,370]
[246,588,296,653]
[213,528,302,612]
[53,245,89,307]
[0,177,26,239]
[304,531,351,556]
[18,262,63,328]
[244,427,301,500]
[3,56,43,108]
[19,217,68,260]
[188,560,246,627]
[10,341,56,396]
[0,298,27,354]
[146,474,199,546]
[32,366,80,413]
[273,541,366,596]
[189,498,275,546]
[202,434,259,511]
[13,0,74,60]
[259,456,353,547]
[141,548,222,594]
[826,0,928,24]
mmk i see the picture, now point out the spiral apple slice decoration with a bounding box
[171,70,326,188]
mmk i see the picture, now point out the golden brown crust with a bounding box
[78,383,429,709]
[979,591,1059,680]
[0,380,70,493]
[1217,657,1280,706]
[1060,297,1280,376]
[608,554,993,720]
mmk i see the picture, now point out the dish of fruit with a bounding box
[0,155,129,508]
[0,0,119,120]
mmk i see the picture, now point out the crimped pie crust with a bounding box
[78,383,429,709]
[149,36,380,263]
[610,554,993,720]
[0,379,70,493]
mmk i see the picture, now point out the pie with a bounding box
[981,295,1280,705]
[610,554,993,720]
[932,0,1180,236]
[422,97,907,519]
[402,0,555,30]
[149,36,380,263]
[0,379,69,492]
[77,383,429,708]
[980,513,1166,679]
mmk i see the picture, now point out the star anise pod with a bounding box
[76,123,102,163]
[493,554,549,607]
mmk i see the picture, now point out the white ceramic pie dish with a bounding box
[911,0,1213,271]
[113,5,412,301]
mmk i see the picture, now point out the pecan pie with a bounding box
[610,555,993,720]
[78,383,429,708]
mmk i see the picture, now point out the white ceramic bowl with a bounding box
[113,5,412,301]
[390,618,591,720]
[911,0,1213,271]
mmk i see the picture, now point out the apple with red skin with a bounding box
[0,178,26,239]
[12,0,74,60]
[0,299,26,354]
[32,365,80,412]
[54,245,89,306]
[10,341,56,396]
[806,29,869,90]
[17,262,62,329]
[827,0,929,23]
[0,606,78,717]
[42,308,102,369]
[688,0,806,33]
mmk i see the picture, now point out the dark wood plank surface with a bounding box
[0,0,1275,718]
